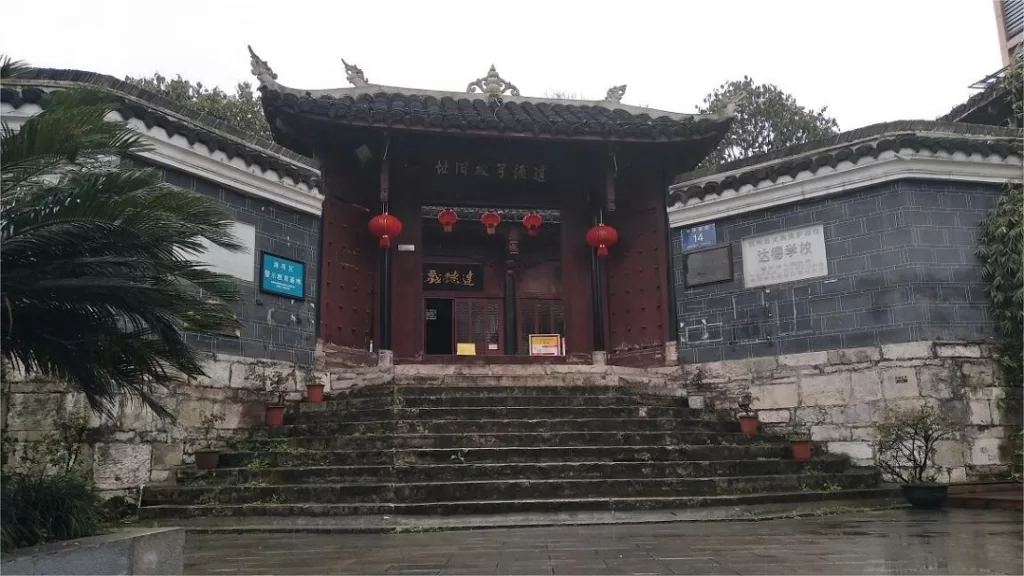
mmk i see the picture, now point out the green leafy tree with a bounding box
[697,76,839,168]
[978,47,1024,479]
[125,72,271,139]
[1,57,243,419]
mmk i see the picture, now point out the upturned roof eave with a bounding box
[259,79,727,124]
[671,120,1023,190]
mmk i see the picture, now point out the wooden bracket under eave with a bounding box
[380,133,390,203]
[606,146,617,212]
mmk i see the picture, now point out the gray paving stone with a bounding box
[185,509,1022,575]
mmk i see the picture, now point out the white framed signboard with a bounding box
[529,334,562,357]
[741,224,828,288]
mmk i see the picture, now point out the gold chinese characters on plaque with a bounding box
[422,264,484,292]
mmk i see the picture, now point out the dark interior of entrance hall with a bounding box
[420,208,562,356]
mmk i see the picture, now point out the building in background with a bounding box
[995,0,1023,66]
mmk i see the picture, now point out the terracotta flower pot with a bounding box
[306,384,325,403]
[195,450,220,470]
[791,439,812,461]
[265,405,285,427]
[738,414,759,436]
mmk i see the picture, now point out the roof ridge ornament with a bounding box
[247,45,278,88]
[467,65,520,98]
[342,59,369,87]
[604,85,627,103]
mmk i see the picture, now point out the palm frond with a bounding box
[0,55,31,81]
[1,84,243,420]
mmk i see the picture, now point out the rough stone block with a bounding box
[149,469,171,483]
[961,362,997,387]
[969,437,1004,466]
[778,351,828,367]
[811,424,849,441]
[881,341,933,360]
[881,368,919,399]
[945,466,967,483]
[935,344,983,358]
[795,406,830,425]
[968,400,994,425]
[751,383,799,409]
[151,443,183,470]
[8,394,64,431]
[93,443,152,491]
[834,402,882,426]
[827,441,873,460]
[850,370,882,401]
[849,427,875,441]
[934,439,966,468]
[174,399,214,429]
[757,409,791,423]
[800,373,852,406]
[202,357,232,388]
[917,367,953,399]
[118,399,154,432]
[827,347,881,365]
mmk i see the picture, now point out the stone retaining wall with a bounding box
[1,354,383,495]
[682,340,1011,482]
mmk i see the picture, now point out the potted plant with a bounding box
[873,404,957,509]
[788,423,812,461]
[737,388,758,436]
[301,364,325,403]
[248,362,290,427]
[684,367,708,410]
[194,411,225,470]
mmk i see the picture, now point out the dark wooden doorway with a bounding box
[424,298,454,355]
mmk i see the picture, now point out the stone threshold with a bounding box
[144,498,904,534]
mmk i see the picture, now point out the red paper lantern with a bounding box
[480,211,501,235]
[437,208,458,232]
[522,212,543,236]
[368,212,402,247]
[586,223,619,257]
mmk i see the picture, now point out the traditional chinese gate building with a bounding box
[249,49,734,366]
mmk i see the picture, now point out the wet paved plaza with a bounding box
[185,509,1023,575]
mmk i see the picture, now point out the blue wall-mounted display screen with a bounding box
[260,252,305,299]
[681,223,717,252]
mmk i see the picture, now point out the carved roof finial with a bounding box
[247,45,278,87]
[605,85,627,103]
[342,59,369,87]
[467,64,520,98]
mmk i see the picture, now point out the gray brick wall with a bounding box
[671,180,1000,364]
[155,163,320,365]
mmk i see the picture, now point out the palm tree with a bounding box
[1,57,242,419]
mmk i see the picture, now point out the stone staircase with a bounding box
[139,380,892,519]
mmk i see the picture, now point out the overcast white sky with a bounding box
[1,0,1004,130]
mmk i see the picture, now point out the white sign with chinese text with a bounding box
[741,224,828,288]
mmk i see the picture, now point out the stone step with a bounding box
[311,394,683,410]
[265,418,738,437]
[178,457,849,486]
[216,444,799,468]
[138,485,895,519]
[241,431,784,451]
[144,470,879,506]
[289,405,719,423]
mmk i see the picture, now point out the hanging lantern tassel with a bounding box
[522,211,543,237]
[437,208,458,232]
[586,223,619,257]
[369,212,403,247]
[480,211,502,235]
